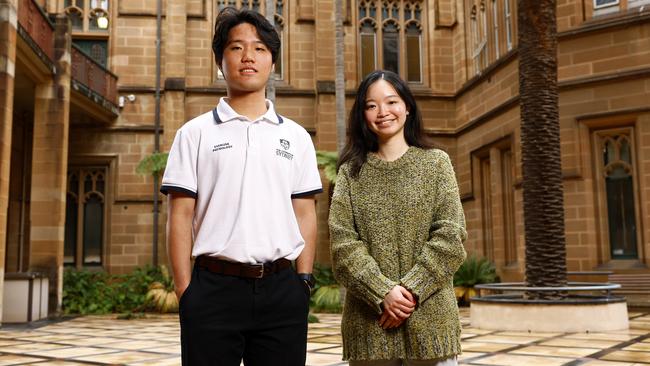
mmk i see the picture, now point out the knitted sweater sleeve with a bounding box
[400,151,467,304]
[329,167,398,315]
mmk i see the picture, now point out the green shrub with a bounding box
[316,151,338,183]
[453,254,498,287]
[308,313,319,323]
[453,255,498,305]
[136,152,169,177]
[311,285,343,313]
[63,265,166,315]
[310,264,343,313]
[313,263,337,290]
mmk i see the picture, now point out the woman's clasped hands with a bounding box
[379,285,416,330]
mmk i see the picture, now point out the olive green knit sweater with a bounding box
[329,147,467,361]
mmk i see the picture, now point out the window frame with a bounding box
[593,0,620,9]
[356,0,426,84]
[504,0,513,51]
[65,165,110,269]
[63,0,111,68]
[592,126,643,263]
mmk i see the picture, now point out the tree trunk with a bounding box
[334,0,346,153]
[265,0,275,103]
[518,0,567,300]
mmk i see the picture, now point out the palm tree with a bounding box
[334,0,346,152]
[518,0,567,300]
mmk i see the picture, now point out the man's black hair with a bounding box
[212,7,281,66]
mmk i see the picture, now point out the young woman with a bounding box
[329,70,467,366]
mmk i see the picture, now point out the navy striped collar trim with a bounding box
[212,108,283,125]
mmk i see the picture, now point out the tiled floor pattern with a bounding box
[0,309,648,365]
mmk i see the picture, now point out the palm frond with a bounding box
[136,152,169,177]
[316,150,338,183]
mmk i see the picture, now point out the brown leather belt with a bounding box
[196,255,292,279]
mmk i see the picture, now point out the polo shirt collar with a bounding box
[213,97,283,125]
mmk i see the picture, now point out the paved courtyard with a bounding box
[0,308,649,365]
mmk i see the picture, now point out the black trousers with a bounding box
[179,264,310,366]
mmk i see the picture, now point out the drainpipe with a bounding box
[152,0,162,266]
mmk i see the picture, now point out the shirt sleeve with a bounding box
[160,128,198,198]
[291,131,323,198]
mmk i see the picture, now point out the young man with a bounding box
[161,7,322,366]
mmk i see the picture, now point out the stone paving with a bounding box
[0,308,649,365]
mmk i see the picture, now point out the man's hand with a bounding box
[175,283,190,300]
[379,285,416,329]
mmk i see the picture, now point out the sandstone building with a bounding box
[0,0,649,321]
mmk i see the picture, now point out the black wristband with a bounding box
[297,273,315,291]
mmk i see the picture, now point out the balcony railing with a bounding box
[17,0,54,62]
[71,45,118,105]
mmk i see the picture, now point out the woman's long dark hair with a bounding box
[338,70,434,178]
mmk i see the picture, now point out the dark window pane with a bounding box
[69,11,83,31]
[73,40,108,67]
[83,194,103,265]
[620,138,631,164]
[96,174,105,194]
[252,0,260,12]
[406,24,421,82]
[359,5,366,19]
[360,32,376,78]
[241,0,250,8]
[69,173,79,193]
[604,139,615,165]
[64,193,78,265]
[596,0,618,7]
[84,173,93,193]
[392,6,399,19]
[370,4,376,18]
[274,25,283,79]
[606,172,637,259]
[383,24,399,74]
[276,0,283,16]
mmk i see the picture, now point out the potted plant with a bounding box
[453,254,498,305]
[146,265,178,313]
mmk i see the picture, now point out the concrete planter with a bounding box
[470,298,629,332]
[470,282,629,332]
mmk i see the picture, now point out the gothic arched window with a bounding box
[358,0,424,82]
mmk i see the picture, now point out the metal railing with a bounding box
[71,45,118,104]
[17,0,55,62]
[473,282,625,304]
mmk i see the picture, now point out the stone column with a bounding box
[159,0,187,266]
[163,0,186,149]
[28,15,70,313]
[312,0,338,264]
[0,0,18,323]
[314,0,337,151]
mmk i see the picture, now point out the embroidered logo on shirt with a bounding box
[213,142,233,152]
[276,149,294,160]
[276,139,293,160]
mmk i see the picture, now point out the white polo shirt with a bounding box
[161,98,323,264]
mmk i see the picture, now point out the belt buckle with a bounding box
[253,264,264,278]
